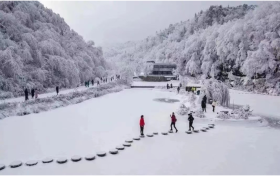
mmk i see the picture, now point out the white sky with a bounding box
[41,1,260,47]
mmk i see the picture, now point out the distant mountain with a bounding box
[0,1,108,98]
[104,3,280,95]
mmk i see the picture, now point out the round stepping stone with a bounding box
[10,161,22,168]
[123,143,131,147]
[97,151,106,157]
[201,129,207,132]
[209,124,215,126]
[205,127,210,130]
[71,155,82,162]
[209,126,214,128]
[193,130,199,133]
[140,135,145,138]
[161,132,168,135]
[26,160,38,166]
[186,131,192,134]
[116,145,125,150]
[169,131,173,133]
[153,132,158,135]
[57,158,67,164]
[125,139,133,143]
[0,164,5,171]
[147,134,154,137]
[133,137,140,140]
[85,155,95,161]
[109,149,118,155]
[42,158,53,164]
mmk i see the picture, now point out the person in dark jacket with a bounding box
[167,83,169,89]
[140,115,145,136]
[31,88,35,98]
[24,88,29,101]
[92,80,94,86]
[170,112,178,133]
[177,86,180,94]
[201,95,207,112]
[56,86,59,95]
[188,113,194,131]
[171,83,173,88]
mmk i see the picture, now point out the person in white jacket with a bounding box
[212,100,216,112]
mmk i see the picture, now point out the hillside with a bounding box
[104,2,280,95]
[0,1,108,98]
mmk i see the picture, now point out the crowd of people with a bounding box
[23,74,121,101]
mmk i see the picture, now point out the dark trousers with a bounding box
[212,106,215,112]
[140,126,144,135]
[203,107,206,112]
[189,121,194,131]
[170,122,177,131]
[25,94,28,101]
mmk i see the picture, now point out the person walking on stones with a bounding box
[188,113,194,131]
[212,100,216,112]
[177,86,180,94]
[171,83,173,88]
[56,86,59,95]
[24,87,29,101]
[91,80,94,86]
[170,112,178,133]
[140,115,145,136]
[167,83,169,89]
[31,88,35,99]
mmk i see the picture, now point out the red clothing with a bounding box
[140,118,145,127]
[171,115,177,122]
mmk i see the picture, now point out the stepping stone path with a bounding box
[162,132,168,135]
[147,134,154,137]
[85,155,95,161]
[71,155,82,162]
[123,143,131,147]
[57,158,67,164]
[153,132,158,135]
[97,152,106,157]
[0,164,5,171]
[42,158,53,164]
[133,137,140,140]
[109,149,118,155]
[26,160,38,166]
[116,146,125,150]
[10,161,22,168]
[125,139,133,143]
[186,131,192,134]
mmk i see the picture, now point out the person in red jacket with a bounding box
[170,112,178,133]
[140,115,145,136]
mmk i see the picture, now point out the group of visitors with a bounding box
[139,112,195,136]
[201,94,217,112]
[167,83,173,89]
[24,86,60,101]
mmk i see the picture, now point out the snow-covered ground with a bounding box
[0,88,280,174]
[229,89,280,119]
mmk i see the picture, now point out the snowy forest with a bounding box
[0,1,109,98]
[104,2,280,95]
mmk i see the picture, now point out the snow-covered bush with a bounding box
[231,105,253,119]
[204,79,230,107]
[188,92,197,108]
[194,109,205,118]
[177,103,190,115]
